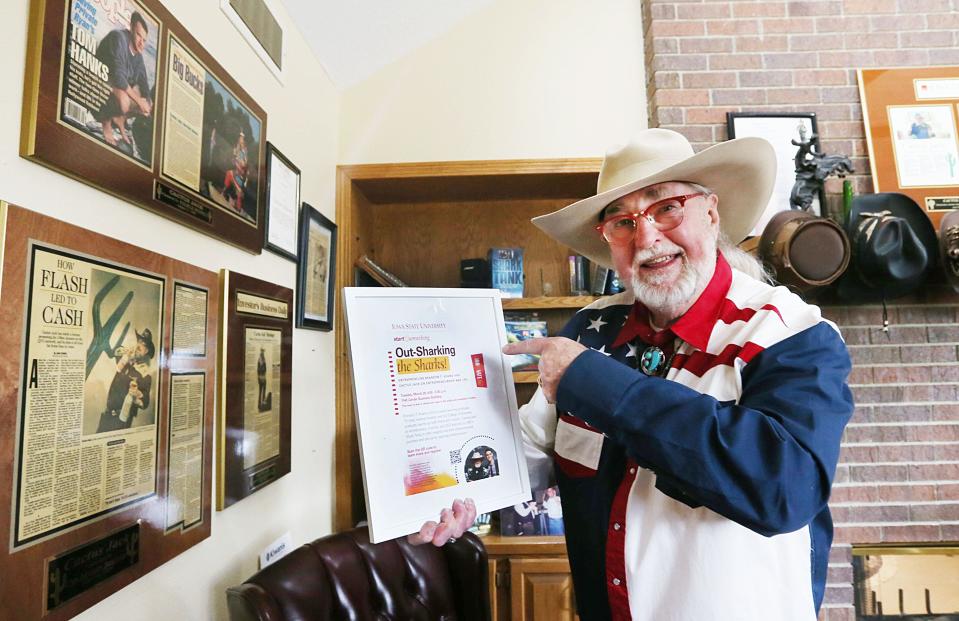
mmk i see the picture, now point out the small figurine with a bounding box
[789,125,854,212]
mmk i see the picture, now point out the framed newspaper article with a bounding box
[343,287,532,543]
[859,66,959,229]
[21,0,268,253]
[296,203,336,331]
[216,270,293,509]
[0,202,217,621]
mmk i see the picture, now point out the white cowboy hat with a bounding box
[532,128,777,269]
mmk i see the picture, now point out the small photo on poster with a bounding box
[199,75,262,225]
[463,445,500,481]
[59,0,160,167]
[888,104,959,188]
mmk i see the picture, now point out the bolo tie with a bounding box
[632,337,677,377]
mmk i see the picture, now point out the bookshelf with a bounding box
[333,159,601,619]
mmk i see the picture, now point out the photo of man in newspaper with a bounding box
[82,269,163,435]
[60,0,159,166]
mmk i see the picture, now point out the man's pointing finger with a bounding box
[503,337,550,356]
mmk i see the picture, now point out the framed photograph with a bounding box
[217,270,293,509]
[296,204,337,331]
[860,66,959,225]
[727,112,824,235]
[21,0,268,253]
[0,202,217,620]
[263,143,300,260]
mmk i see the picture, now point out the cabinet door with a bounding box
[509,557,577,621]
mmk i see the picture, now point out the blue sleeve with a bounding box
[555,321,853,536]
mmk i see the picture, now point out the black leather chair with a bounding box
[226,527,490,621]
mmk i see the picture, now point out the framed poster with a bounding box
[21,0,268,253]
[296,203,336,331]
[0,202,217,621]
[217,270,293,509]
[263,143,300,260]
[727,112,824,235]
[342,287,531,543]
[859,66,959,227]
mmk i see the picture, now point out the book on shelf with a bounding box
[590,261,610,296]
[354,254,408,287]
[568,255,588,295]
[488,247,524,298]
[504,319,547,372]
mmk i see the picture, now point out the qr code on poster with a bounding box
[449,449,462,464]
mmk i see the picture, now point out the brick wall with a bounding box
[643,2,959,619]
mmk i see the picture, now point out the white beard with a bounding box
[630,238,717,324]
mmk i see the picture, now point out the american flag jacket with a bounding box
[518,254,854,621]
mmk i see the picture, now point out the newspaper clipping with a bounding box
[166,372,204,532]
[15,245,164,547]
[304,218,332,321]
[162,37,262,225]
[60,0,160,167]
[171,283,208,357]
[243,327,281,470]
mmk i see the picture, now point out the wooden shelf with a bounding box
[513,371,539,384]
[479,534,568,556]
[502,296,599,310]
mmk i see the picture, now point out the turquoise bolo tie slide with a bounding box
[639,346,670,377]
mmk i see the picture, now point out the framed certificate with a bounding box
[859,66,959,228]
[264,143,300,260]
[343,287,531,543]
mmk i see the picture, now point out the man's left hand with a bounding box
[503,337,587,403]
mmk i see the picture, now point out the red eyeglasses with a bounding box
[595,193,705,245]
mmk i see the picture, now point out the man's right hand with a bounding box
[407,498,476,546]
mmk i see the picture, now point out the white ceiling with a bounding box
[278,0,495,89]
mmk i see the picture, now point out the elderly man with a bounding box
[414,129,853,621]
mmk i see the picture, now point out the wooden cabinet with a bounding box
[333,159,599,618]
[485,535,576,621]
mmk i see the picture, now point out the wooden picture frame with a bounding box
[296,203,336,331]
[263,143,300,261]
[216,270,293,509]
[727,112,825,233]
[0,202,217,620]
[859,65,959,229]
[21,0,268,253]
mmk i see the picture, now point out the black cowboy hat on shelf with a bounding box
[836,193,937,302]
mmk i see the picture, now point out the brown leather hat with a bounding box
[941,210,959,293]
[759,209,850,291]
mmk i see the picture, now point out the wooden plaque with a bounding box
[21,0,268,252]
[859,66,959,231]
[216,270,293,509]
[0,202,218,620]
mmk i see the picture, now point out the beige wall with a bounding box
[0,0,339,618]
[339,0,647,163]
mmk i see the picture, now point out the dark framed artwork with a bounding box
[217,270,293,509]
[727,112,824,234]
[296,203,336,331]
[0,202,217,621]
[21,0,268,253]
[263,143,300,261]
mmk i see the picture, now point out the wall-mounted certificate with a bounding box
[343,288,531,543]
